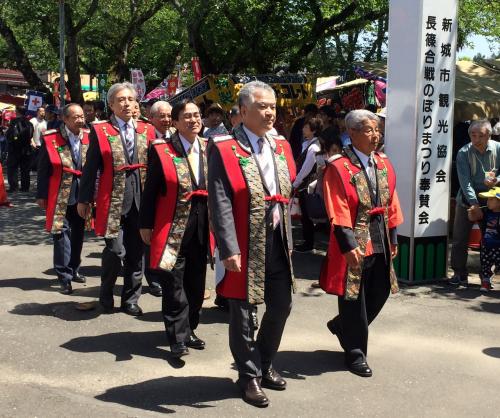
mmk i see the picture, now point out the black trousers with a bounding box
[7,148,31,191]
[158,234,207,345]
[298,190,314,247]
[143,244,161,288]
[53,204,85,284]
[228,228,292,380]
[100,205,144,307]
[333,253,391,365]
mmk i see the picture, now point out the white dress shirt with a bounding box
[293,137,321,188]
[352,145,376,187]
[115,116,135,141]
[179,134,200,184]
[242,125,277,195]
[65,126,82,164]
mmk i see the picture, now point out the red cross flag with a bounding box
[25,90,45,116]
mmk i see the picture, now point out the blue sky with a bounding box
[457,35,498,59]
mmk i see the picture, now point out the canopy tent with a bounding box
[351,60,500,121]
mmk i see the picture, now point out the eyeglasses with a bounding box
[358,127,380,135]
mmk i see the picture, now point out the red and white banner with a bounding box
[167,75,178,96]
[130,69,146,101]
[191,57,202,82]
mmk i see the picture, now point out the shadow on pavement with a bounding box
[274,350,346,379]
[0,277,103,298]
[470,300,500,314]
[61,330,169,362]
[41,265,102,279]
[0,277,54,291]
[95,376,238,413]
[483,347,500,359]
[9,301,102,321]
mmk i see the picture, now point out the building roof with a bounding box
[0,69,29,87]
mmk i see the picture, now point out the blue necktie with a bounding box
[123,124,134,159]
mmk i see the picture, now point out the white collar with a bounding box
[65,126,81,142]
[115,115,134,130]
[242,124,263,153]
[352,145,372,168]
[179,133,199,154]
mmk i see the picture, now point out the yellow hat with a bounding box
[478,187,500,199]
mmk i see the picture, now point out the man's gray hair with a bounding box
[468,119,492,136]
[150,100,172,118]
[345,109,379,130]
[107,82,137,105]
[61,103,82,118]
[238,81,276,107]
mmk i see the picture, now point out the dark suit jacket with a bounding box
[79,115,142,215]
[36,124,83,206]
[207,125,290,261]
[140,133,208,247]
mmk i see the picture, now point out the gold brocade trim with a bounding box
[51,142,74,234]
[274,143,296,291]
[158,148,193,271]
[233,142,294,304]
[342,148,395,300]
[234,146,267,305]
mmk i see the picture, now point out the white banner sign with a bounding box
[130,69,146,101]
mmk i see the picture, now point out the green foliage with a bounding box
[0,0,498,94]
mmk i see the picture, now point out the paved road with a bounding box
[1,191,499,417]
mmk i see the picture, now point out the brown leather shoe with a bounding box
[238,378,269,407]
[261,368,287,391]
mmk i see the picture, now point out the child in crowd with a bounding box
[477,187,500,292]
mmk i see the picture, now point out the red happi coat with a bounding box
[212,130,296,304]
[319,149,403,298]
[43,126,90,233]
[92,119,155,237]
[149,135,210,271]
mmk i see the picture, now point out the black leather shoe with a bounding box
[347,361,372,377]
[59,282,73,295]
[186,332,205,350]
[261,368,287,391]
[251,308,259,330]
[171,342,189,358]
[327,319,346,350]
[214,295,228,310]
[238,378,269,407]
[149,284,162,297]
[72,273,86,284]
[120,303,143,316]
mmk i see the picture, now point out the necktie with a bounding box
[123,123,134,159]
[367,157,376,189]
[73,138,80,165]
[187,142,199,183]
[256,137,280,228]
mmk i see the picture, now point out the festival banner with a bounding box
[191,57,202,82]
[167,75,179,97]
[130,69,146,101]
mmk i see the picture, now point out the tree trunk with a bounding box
[65,33,83,103]
[0,17,49,93]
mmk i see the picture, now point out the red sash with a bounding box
[93,120,154,236]
[149,142,182,269]
[44,129,89,232]
[214,138,296,300]
[319,152,399,296]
